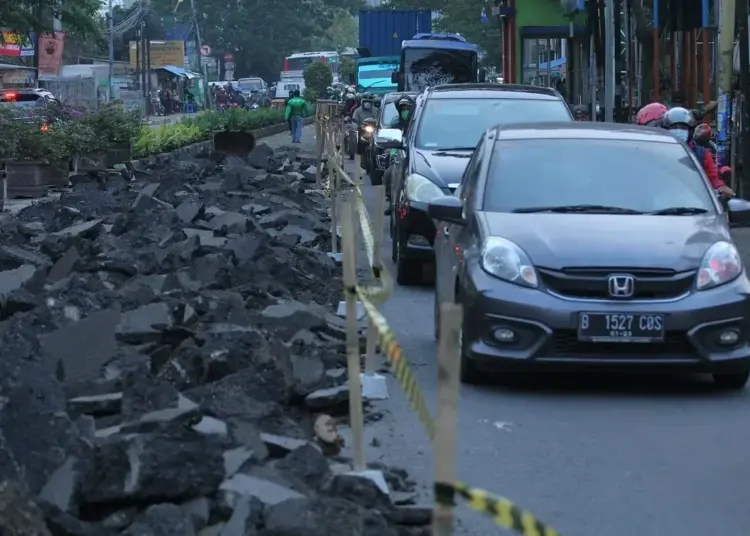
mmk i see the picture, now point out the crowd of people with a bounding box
[210,84,268,110]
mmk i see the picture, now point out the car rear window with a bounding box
[415,97,572,150]
[483,138,717,214]
[0,92,44,109]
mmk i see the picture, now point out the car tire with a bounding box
[712,367,750,389]
[395,232,421,286]
[370,168,383,186]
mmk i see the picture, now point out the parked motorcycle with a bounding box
[150,97,165,116]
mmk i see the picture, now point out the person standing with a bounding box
[284,89,307,144]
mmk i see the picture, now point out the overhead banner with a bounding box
[129,40,185,69]
[0,31,34,57]
[38,32,66,76]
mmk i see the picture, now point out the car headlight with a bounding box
[481,236,538,288]
[696,241,742,290]
[405,173,444,203]
[364,125,374,133]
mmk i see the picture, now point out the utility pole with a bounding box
[716,0,736,167]
[189,0,211,109]
[33,0,42,87]
[107,0,114,101]
[140,20,147,100]
[603,0,615,122]
[736,0,749,195]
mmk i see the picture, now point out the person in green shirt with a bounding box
[284,90,307,144]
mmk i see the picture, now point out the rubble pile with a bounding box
[0,143,431,536]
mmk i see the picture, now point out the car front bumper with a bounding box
[461,262,750,372]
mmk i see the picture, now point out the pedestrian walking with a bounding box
[284,89,307,144]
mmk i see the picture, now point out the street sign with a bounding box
[225,61,234,70]
[200,45,211,56]
[201,56,212,65]
[224,52,233,61]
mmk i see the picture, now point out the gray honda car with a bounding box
[430,122,750,388]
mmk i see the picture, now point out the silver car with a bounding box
[430,122,750,388]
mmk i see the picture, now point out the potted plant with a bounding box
[84,103,142,166]
[8,121,71,197]
[59,119,106,174]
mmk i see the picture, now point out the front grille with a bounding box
[552,330,694,357]
[538,267,695,300]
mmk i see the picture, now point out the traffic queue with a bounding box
[334,81,750,390]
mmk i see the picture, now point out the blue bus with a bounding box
[392,33,483,92]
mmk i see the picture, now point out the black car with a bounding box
[430,122,750,388]
[369,91,418,186]
[381,84,574,285]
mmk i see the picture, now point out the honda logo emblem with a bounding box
[607,274,635,298]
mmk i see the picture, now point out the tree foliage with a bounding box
[0,0,102,38]
[340,55,356,85]
[143,0,361,82]
[303,61,333,100]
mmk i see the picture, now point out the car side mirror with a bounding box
[727,197,750,227]
[428,195,464,225]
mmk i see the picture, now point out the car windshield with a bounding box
[483,138,717,214]
[403,48,474,92]
[380,102,399,127]
[358,65,397,80]
[415,98,572,150]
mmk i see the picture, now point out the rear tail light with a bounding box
[40,123,49,132]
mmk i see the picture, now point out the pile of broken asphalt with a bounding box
[0,142,431,535]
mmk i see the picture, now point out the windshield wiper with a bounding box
[648,206,709,215]
[513,204,644,214]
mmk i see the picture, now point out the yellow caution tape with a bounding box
[354,290,562,536]
[436,482,560,536]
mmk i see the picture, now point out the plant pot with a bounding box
[48,160,71,188]
[4,160,51,199]
[76,152,107,172]
[105,142,131,167]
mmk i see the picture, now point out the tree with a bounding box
[340,55,356,85]
[304,61,333,101]
[310,8,358,50]
[0,0,102,39]
[146,0,362,82]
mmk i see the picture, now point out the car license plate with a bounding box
[577,312,664,342]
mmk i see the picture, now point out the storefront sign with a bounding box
[129,40,185,69]
[38,32,66,76]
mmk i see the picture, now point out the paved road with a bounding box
[314,132,750,536]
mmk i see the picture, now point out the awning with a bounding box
[158,65,187,77]
[0,63,36,71]
[184,70,200,79]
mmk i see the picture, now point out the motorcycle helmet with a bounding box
[396,95,415,120]
[661,107,695,143]
[636,102,668,126]
[693,123,712,144]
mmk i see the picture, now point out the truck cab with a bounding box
[391,33,482,92]
[356,56,399,95]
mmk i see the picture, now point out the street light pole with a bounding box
[189,0,211,109]
[107,0,114,101]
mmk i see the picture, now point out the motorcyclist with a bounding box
[389,95,414,129]
[351,92,376,125]
[573,104,590,121]
[635,102,668,127]
[344,92,358,117]
[662,107,733,197]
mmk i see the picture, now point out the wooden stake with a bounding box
[364,185,386,374]
[341,196,366,471]
[432,303,462,536]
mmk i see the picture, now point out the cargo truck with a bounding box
[357,9,432,95]
[391,33,483,92]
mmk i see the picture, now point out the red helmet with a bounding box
[636,102,668,126]
[693,123,712,143]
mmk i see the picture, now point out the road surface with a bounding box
[301,125,750,536]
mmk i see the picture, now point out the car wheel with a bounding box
[712,367,750,389]
[395,232,421,286]
[370,168,383,186]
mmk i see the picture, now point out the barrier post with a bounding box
[361,184,388,400]
[432,303,462,536]
[341,195,366,471]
